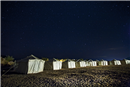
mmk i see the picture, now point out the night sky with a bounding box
[1,1,130,61]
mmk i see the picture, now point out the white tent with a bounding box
[44,58,62,70]
[98,59,108,66]
[86,61,91,66]
[62,59,76,69]
[53,60,62,70]
[14,55,45,74]
[124,59,130,64]
[111,59,121,65]
[88,60,97,66]
[79,60,86,67]
[120,59,130,65]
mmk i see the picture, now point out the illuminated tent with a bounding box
[14,55,45,74]
[86,61,91,66]
[85,59,91,66]
[97,59,108,66]
[120,59,130,65]
[111,59,121,65]
[75,59,80,68]
[62,59,76,69]
[75,59,87,67]
[88,59,97,66]
[79,60,87,67]
[44,58,62,70]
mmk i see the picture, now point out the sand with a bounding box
[1,65,130,87]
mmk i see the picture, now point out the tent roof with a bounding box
[79,60,85,62]
[111,59,119,61]
[17,54,40,62]
[87,59,93,62]
[64,59,75,62]
[47,58,61,62]
[96,60,99,61]
[75,59,80,62]
[28,55,39,59]
[122,59,130,61]
[100,59,107,61]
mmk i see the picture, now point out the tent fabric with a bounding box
[44,59,62,70]
[75,59,80,68]
[125,60,130,64]
[14,55,45,74]
[86,60,97,66]
[120,59,130,65]
[75,62,80,68]
[79,61,86,67]
[89,61,97,66]
[28,59,45,74]
[53,61,62,70]
[108,61,113,65]
[111,59,121,65]
[97,60,108,66]
[62,59,76,69]
[86,61,91,66]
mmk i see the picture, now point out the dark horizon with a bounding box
[1,1,130,61]
[1,54,130,61]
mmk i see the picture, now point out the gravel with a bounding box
[1,65,130,87]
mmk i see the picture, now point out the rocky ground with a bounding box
[1,65,130,87]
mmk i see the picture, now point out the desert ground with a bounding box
[1,65,130,87]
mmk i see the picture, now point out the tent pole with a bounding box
[2,65,15,77]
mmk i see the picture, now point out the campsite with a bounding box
[1,64,130,87]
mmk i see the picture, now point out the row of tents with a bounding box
[14,55,130,74]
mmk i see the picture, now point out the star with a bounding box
[1,1,129,61]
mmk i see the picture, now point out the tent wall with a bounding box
[14,55,45,74]
[100,61,108,66]
[62,61,76,69]
[68,61,75,68]
[53,61,62,70]
[126,60,130,64]
[120,60,126,65]
[39,60,45,72]
[62,62,68,68]
[97,61,108,66]
[89,61,97,66]
[44,61,53,70]
[111,61,115,65]
[103,61,108,65]
[97,61,101,66]
[79,61,86,67]
[15,61,29,74]
[121,60,130,65]
[93,61,97,66]
[114,61,121,65]
[27,59,45,74]
[44,61,62,70]
[75,62,80,67]
[111,60,121,65]
[86,61,91,66]
[59,61,62,69]
[108,61,113,65]
[89,62,93,66]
